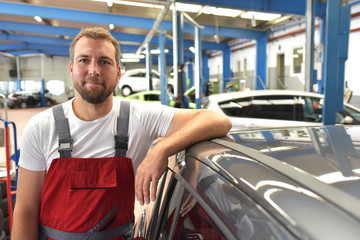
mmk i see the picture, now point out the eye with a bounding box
[101,60,111,65]
[79,59,88,63]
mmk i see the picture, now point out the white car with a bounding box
[118,68,161,96]
[205,90,360,130]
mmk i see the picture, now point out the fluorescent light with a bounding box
[170,2,202,13]
[199,6,216,15]
[122,53,145,59]
[241,11,281,21]
[212,8,242,17]
[91,0,164,9]
[120,58,141,63]
[34,16,43,23]
[149,49,169,55]
[109,24,115,30]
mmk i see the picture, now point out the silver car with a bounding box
[204,90,360,130]
[133,125,360,240]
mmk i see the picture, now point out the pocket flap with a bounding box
[69,168,117,189]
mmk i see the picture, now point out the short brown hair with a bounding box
[69,27,121,65]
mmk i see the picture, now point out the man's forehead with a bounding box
[74,37,115,57]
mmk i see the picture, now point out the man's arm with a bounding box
[12,167,45,240]
[135,109,232,205]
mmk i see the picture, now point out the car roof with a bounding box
[207,90,324,102]
[183,125,360,238]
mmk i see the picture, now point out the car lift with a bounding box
[0,94,20,236]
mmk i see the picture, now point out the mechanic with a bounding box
[11,27,232,240]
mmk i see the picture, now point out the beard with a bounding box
[75,76,116,104]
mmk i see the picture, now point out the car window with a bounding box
[219,96,304,121]
[144,94,160,101]
[158,180,228,240]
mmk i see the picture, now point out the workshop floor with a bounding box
[0,107,47,170]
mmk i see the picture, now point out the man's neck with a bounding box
[72,96,113,121]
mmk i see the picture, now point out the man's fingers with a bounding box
[142,178,151,205]
[135,175,144,206]
[151,178,159,202]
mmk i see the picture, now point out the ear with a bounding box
[116,65,121,83]
[69,60,73,75]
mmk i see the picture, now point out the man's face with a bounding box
[69,37,120,104]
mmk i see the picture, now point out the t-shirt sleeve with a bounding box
[18,113,48,171]
[132,101,176,140]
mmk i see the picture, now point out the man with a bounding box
[12,27,231,240]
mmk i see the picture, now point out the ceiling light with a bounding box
[170,2,202,13]
[241,11,281,21]
[149,49,169,55]
[122,53,145,59]
[109,24,115,30]
[120,58,141,63]
[212,8,242,17]
[34,16,43,23]
[107,0,113,7]
[198,6,216,15]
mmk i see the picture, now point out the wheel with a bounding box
[0,182,6,198]
[46,99,52,106]
[1,199,8,218]
[20,102,27,109]
[121,86,132,96]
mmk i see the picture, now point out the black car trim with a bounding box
[172,170,238,240]
[212,138,360,222]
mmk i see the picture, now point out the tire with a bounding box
[20,102,27,109]
[1,199,8,218]
[0,209,4,233]
[3,217,8,236]
[0,230,5,240]
[121,86,132,96]
[46,99,52,106]
[0,182,6,199]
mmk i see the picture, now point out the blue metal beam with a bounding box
[0,42,26,51]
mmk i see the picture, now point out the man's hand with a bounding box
[135,138,168,206]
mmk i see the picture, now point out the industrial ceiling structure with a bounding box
[0,0,331,62]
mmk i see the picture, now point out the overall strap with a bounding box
[52,104,72,158]
[115,100,130,157]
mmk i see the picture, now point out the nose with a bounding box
[89,61,100,76]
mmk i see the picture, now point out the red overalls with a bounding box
[39,101,134,240]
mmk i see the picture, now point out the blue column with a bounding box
[255,33,267,90]
[336,5,350,111]
[222,47,231,93]
[202,54,209,95]
[323,0,340,125]
[159,33,169,106]
[40,78,45,107]
[319,17,326,94]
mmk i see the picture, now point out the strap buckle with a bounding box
[58,141,73,152]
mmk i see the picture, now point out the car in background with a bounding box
[121,90,175,106]
[7,91,56,108]
[204,90,360,130]
[118,68,174,97]
[121,89,200,109]
[133,125,360,239]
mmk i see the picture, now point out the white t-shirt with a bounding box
[19,97,177,174]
